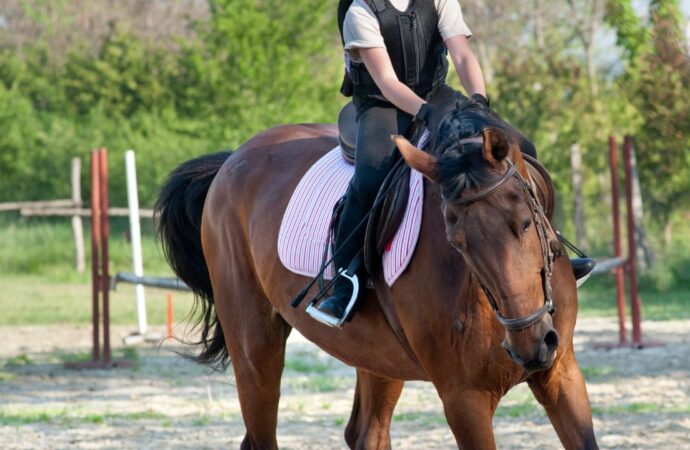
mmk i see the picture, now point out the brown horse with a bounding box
[156,100,598,449]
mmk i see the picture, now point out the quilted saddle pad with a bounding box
[277,147,423,287]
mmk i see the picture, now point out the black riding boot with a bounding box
[558,232,596,286]
[571,258,595,287]
[314,184,370,323]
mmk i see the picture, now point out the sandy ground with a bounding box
[0,317,688,449]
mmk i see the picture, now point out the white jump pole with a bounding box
[125,150,148,335]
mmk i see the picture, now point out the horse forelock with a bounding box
[433,100,513,201]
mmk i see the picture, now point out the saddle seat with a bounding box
[337,101,357,165]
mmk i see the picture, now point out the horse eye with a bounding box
[521,218,532,234]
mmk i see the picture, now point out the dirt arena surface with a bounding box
[0,317,688,449]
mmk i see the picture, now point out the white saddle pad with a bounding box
[277,146,423,287]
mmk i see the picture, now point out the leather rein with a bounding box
[450,158,556,332]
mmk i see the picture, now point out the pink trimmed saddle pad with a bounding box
[278,147,424,287]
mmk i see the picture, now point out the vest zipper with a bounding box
[410,13,420,86]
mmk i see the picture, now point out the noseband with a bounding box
[450,158,556,332]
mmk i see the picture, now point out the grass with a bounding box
[0,408,168,426]
[494,385,544,419]
[0,216,171,281]
[284,351,332,374]
[578,280,690,320]
[0,216,195,326]
[0,275,193,325]
[54,348,140,366]
[580,365,617,379]
[393,411,448,427]
[285,375,350,393]
[591,402,690,416]
[4,354,34,367]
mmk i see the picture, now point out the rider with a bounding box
[312,0,593,326]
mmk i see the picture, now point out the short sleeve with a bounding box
[343,0,386,61]
[436,0,472,41]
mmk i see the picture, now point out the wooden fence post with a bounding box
[71,157,85,273]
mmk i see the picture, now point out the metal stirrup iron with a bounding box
[305,269,360,328]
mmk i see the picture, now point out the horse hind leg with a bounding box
[208,251,291,450]
[345,369,404,450]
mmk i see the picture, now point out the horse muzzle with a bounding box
[502,320,559,372]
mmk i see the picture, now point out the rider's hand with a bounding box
[470,93,490,108]
[415,103,436,127]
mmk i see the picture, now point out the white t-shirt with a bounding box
[343,0,472,62]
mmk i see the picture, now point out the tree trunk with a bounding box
[629,148,655,269]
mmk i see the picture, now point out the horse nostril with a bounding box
[543,329,559,351]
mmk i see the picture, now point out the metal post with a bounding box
[623,136,642,346]
[608,137,627,345]
[125,150,148,335]
[99,148,111,364]
[90,151,101,363]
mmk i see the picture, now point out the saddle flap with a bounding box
[364,162,411,275]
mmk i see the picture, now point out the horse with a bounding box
[155,98,598,449]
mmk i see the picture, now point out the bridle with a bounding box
[447,152,556,332]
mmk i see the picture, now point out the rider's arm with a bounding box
[445,35,486,98]
[359,47,425,117]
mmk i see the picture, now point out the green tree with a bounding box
[606,0,690,232]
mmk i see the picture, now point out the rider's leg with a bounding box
[316,105,413,321]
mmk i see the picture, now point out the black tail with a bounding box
[155,151,232,370]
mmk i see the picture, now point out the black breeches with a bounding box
[334,105,413,269]
[351,106,414,201]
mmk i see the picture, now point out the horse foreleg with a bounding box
[527,348,598,450]
[344,370,404,450]
[440,387,499,449]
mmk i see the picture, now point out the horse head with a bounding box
[393,100,561,372]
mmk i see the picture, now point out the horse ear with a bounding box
[392,135,438,181]
[482,127,510,165]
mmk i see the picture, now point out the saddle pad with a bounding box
[278,147,424,287]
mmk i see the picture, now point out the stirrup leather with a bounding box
[306,269,360,328]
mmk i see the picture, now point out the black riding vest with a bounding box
[338,0,449,101]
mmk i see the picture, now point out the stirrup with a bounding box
[576,271,593,288]
[306,269,360,328]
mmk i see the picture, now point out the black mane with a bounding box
[433,98,512,201]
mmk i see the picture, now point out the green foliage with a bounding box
[606,0,690,223]
[0,0,343,205]
[605,0,650,61]
[63,29,177,116]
